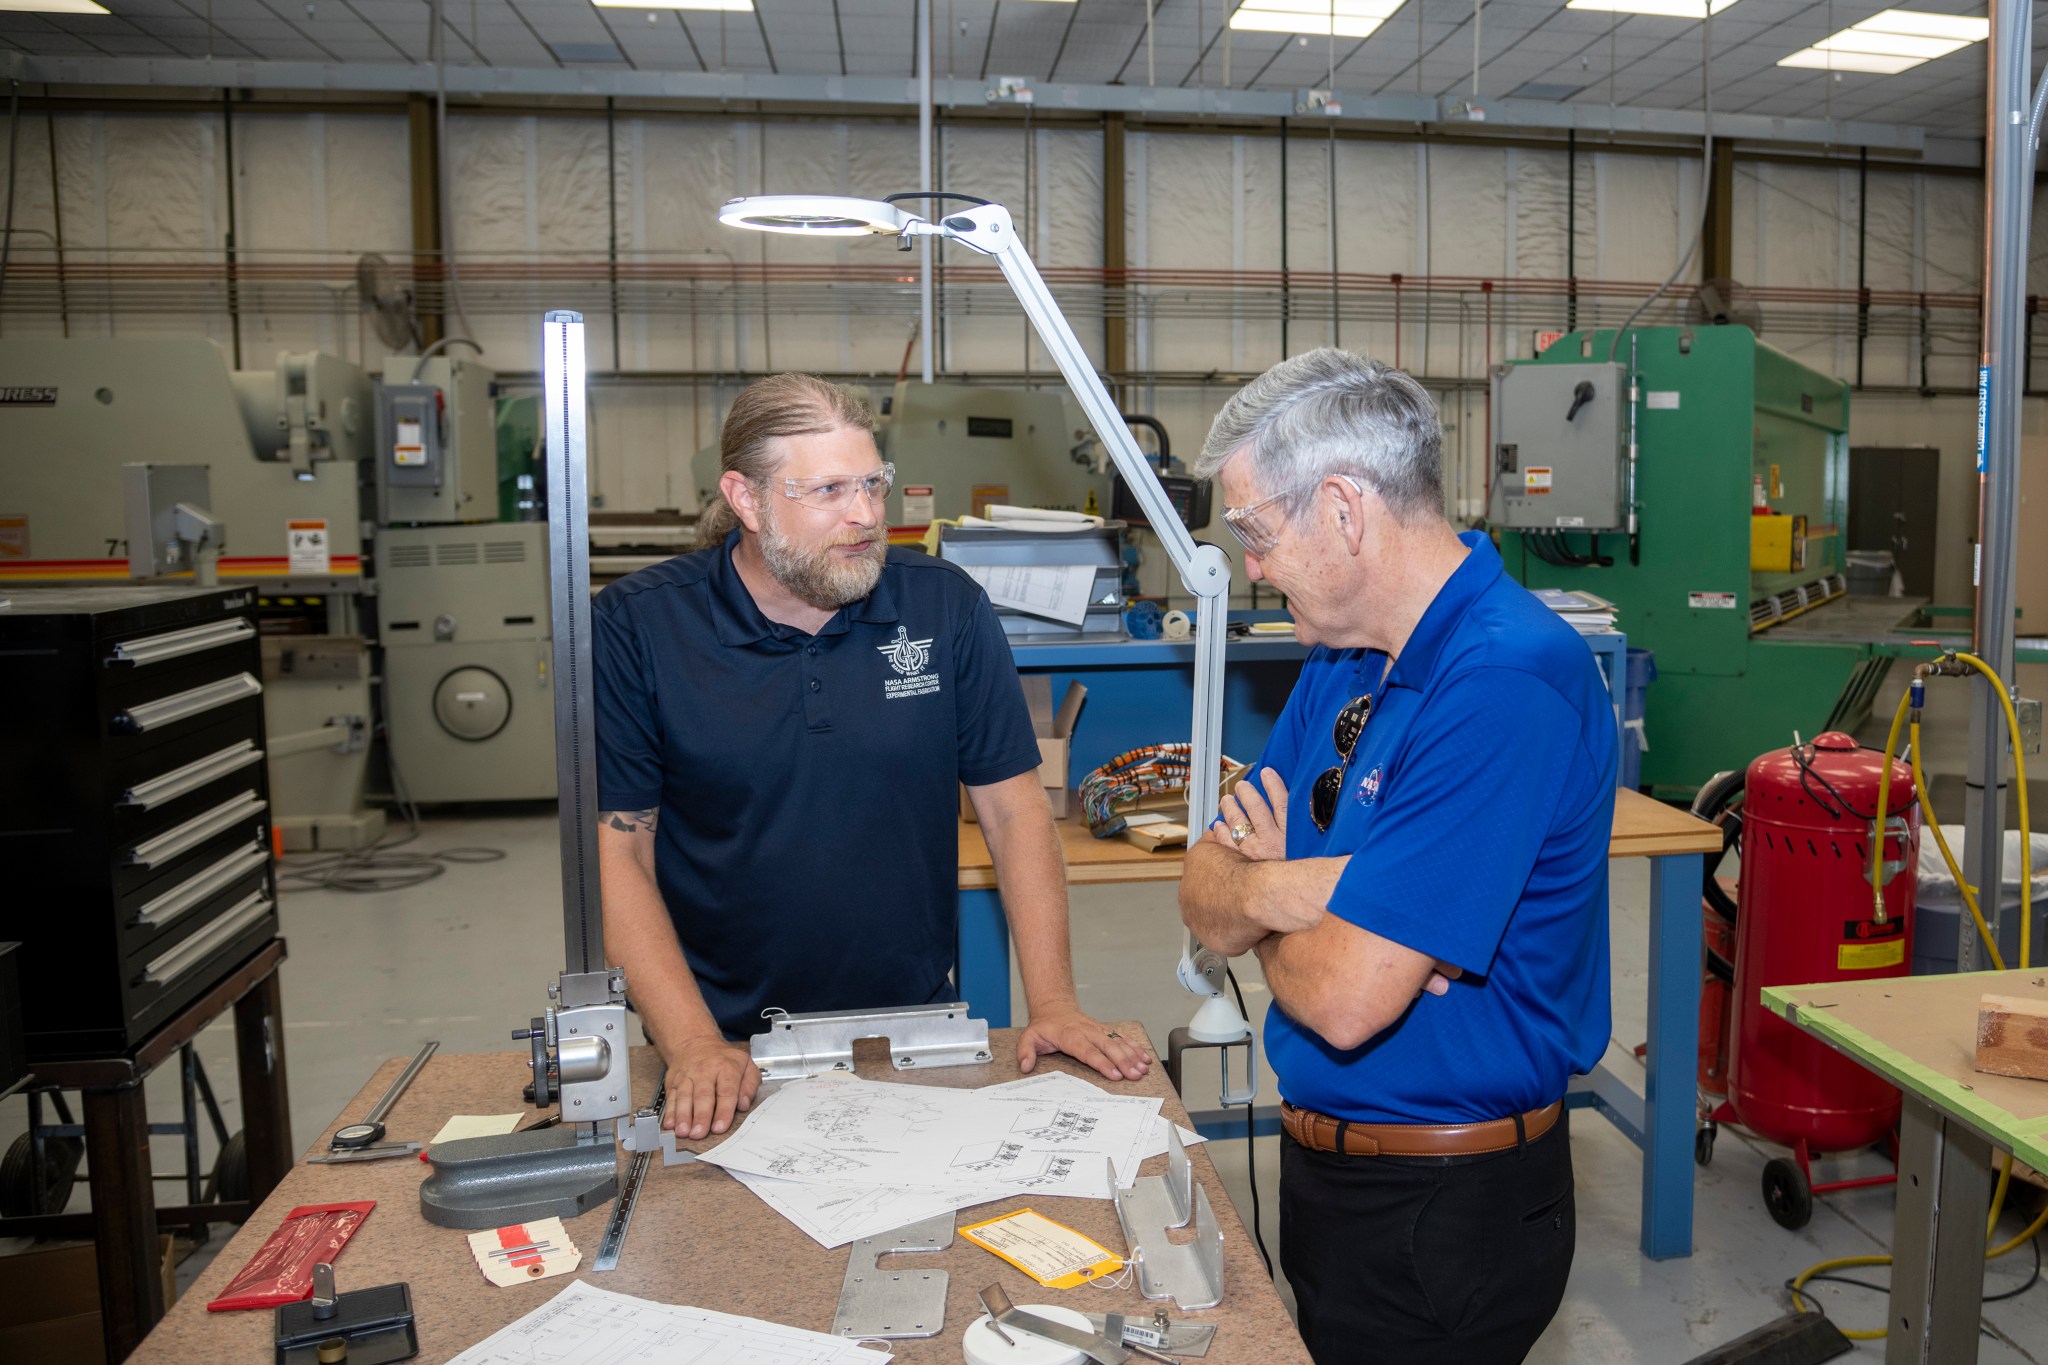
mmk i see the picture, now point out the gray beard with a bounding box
[758,511,887,610]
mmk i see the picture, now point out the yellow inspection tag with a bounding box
[959,1208,1125,1290]
[1838,940,1905,971]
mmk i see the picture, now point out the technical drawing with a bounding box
[760,1145,868,1180]
[800,1090,945,1146]
[953,1139,1028,1173]
[1010,1104,1100,1143]
[1004,1155,1078,1189]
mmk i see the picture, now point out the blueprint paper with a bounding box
[442,1279,886,1365]
[697,1075,1161,1200]
[721,1074,1196,1248]
[726,1170,1010,1250]
[963,563,1095,627]
[984,1071,1206,1172]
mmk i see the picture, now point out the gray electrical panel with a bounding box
[376,355,497,524]
[1490,361,1628,532]
[377,522,556,803]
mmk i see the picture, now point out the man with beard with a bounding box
[594,373,1149,1141]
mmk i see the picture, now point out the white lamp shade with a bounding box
[717,195,916,237]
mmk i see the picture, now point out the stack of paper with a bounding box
[1531,587,1619,635]
[701,1071,1203,1248]
[445,1280,885,1365]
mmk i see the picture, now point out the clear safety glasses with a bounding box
[781,461,896,513]
[1220,474,1364,558]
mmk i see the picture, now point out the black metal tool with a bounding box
[274,1263,418,1365]
[330,1041,438,1151]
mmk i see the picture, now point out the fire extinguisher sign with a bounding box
[1839,917,1905,970]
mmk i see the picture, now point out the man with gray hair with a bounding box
[1180,349,1616,1363]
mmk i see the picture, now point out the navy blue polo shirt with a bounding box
[593,532,1042,1039]
[1249,532,1617,1124]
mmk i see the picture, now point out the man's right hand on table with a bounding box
[663,1034,761,1139]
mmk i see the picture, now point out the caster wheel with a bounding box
[208,1130,250,1211]
[1695,1125,1717,1167]
[0,1129,84,1217]
[1763,1156,1813,1230]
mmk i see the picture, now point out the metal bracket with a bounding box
[1109,1129,1224,1311]
[976,1285,1134,1364]
[615,1108,697,1167]
[1088,1311,1216,1358]
[750,1002,992,1081]
[830,1211,953,1340]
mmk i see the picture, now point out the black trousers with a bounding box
[1279,1110,1575,1365]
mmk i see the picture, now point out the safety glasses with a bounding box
[1310,693,1374,833]
[782,461,896,513]
[1220,474,1365,558]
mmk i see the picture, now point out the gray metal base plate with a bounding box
[831,1211,954,1340]
[418,1128,618,1230]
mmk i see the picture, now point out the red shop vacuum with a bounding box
[1692,732,1919,1229]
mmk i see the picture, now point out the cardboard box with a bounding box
[0,1235,177,1365]
[963,678,1087,822]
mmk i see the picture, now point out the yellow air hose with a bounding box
[1792,652,2039,1337]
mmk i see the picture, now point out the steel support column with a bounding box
[1963,0,2031,970]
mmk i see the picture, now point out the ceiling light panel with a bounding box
[1857,8,1991,41]
[1777,48,1928,74]
[1777,9,1989,77]
[1815,30,1969,58]
[0,0,111,11]
[588,0,751,10]
[1563,0,1741,18]
[1228,0,1404,39]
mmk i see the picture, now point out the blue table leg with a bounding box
[1641,850,1702,1259]
[956,887,1012,1028]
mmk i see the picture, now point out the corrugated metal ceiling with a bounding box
[0,0,2014,139]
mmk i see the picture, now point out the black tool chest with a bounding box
[0,585,279,1060]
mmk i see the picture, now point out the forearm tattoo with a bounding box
[603,808,659,834]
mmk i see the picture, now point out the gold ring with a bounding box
[1106,1031,1122,1039]
[1230,823,1253,843]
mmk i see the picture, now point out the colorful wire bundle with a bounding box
[1079,743,1238,839]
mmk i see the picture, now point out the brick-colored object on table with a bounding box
[1975,993,2048,1082]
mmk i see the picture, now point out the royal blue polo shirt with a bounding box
[1248,531,1617,1125]
[593,532,1042,1040]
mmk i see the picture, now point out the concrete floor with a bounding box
[6,743,2048,1359]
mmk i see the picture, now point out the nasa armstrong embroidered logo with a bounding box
[1356,765,1384,806]
[878,625,941,700]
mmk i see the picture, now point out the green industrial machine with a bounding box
[1493,325,1880,799]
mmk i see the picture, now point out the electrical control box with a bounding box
[1490,361,1628,533]
[376,355,497,524]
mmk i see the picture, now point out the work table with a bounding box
[127,1025,1307,1364]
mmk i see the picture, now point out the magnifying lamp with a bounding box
[720,193,1255,1083]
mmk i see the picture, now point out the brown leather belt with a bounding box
[1280,1099,1563,1158]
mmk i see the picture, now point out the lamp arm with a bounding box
[933,206,1236,1004]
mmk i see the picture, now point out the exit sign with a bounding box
[1533,330,1566,354]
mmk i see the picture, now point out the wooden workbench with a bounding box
[958,787,1719,886]
[956,787,1721,1262]
[127,1026,1308,1364]
[1766,969,2048,1359]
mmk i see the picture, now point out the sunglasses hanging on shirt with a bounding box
[1310,694,1374,833]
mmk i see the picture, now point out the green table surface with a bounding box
[1763,968,2048,1173]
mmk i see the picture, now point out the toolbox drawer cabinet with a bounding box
[0,585,279,1060]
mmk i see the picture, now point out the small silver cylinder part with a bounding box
[555,1034,611,1083]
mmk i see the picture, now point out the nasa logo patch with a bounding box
[1357,765,1384,806]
